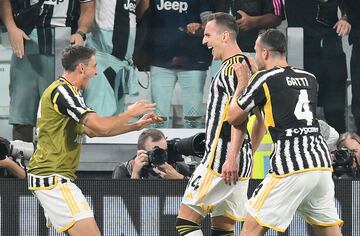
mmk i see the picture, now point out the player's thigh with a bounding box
[181,164,241,219]
[67,217,101,236]
[246,173,315,232]
[298,171,342,227]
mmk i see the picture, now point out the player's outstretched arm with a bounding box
[81,100,161,137]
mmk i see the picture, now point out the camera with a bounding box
[0,137,34,160]
[147,132,205,166]
[332,148,359,179]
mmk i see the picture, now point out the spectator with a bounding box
[341,0,360,135]
[143,0,212,128]
[285,0,351,134]
[83,0,148,116]
[112,129,190,179]
[208,0,285,53]
[0,0,95,142]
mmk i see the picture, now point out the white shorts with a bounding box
[246,170,343,232]
[28,174,93,232]
[182,163,249,220]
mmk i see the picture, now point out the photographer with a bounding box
[0,137,28,179]
[112,129,191,179]
[334,131,360,178]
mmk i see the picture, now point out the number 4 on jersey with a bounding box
[294,89,313,125]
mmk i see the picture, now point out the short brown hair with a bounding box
[206,12,239,38]
[137,129,166,150]
[258,29,287,55]
[61,45,96,72]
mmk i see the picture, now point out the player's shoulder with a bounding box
[222,54,250,76]
[288,66,316,78]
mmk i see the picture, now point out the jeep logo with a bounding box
[156,0,188,13]
[44,0,64,5]
[124,0,136,13]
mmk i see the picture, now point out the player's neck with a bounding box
[61,72,82,89]
[266,58,288,70]
[221,44,242,61]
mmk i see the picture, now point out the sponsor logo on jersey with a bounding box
[44,0,64,5]
[285,126,319,137]
[156,0,188,13]
[124,0,136,13]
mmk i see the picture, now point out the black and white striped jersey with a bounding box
[238,66,332,176]
[19,0,94,28]
[48,77,94,122]
[201,54,253,178]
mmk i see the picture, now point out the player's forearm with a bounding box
[77,1,95,33]
[83,112,140,137]
[227,123,247,160]
[251,110,266,154]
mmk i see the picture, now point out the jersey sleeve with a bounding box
[237,71,267,113]
[51,84,94,123]
[263,0,285,19]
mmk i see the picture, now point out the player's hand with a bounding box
[135,113,163,130]
[236,10,254,31]
[233,61,251,87]
[126,100,156,118]
[221,157,239,185]
[131,150,149,178]
[154,162,184,179]
[333,18,351,37]
[246,53,258,74]
[7,25,30,59]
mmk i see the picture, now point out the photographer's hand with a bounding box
[154,163,184,179]
[130,150,149,179]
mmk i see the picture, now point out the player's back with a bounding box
[240,66,332,175]
[261,66,318,141]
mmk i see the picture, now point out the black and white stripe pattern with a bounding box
[201,55,253,178]
[238,67,284,113]
[270,134,332,175]
[51,79,93,122]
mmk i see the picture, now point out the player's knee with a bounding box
[176,218,203,236]
[211,227,234,236]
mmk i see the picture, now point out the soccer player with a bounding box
[27,45,162,235]
[228,29,343,236]
[176,13,264,236]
